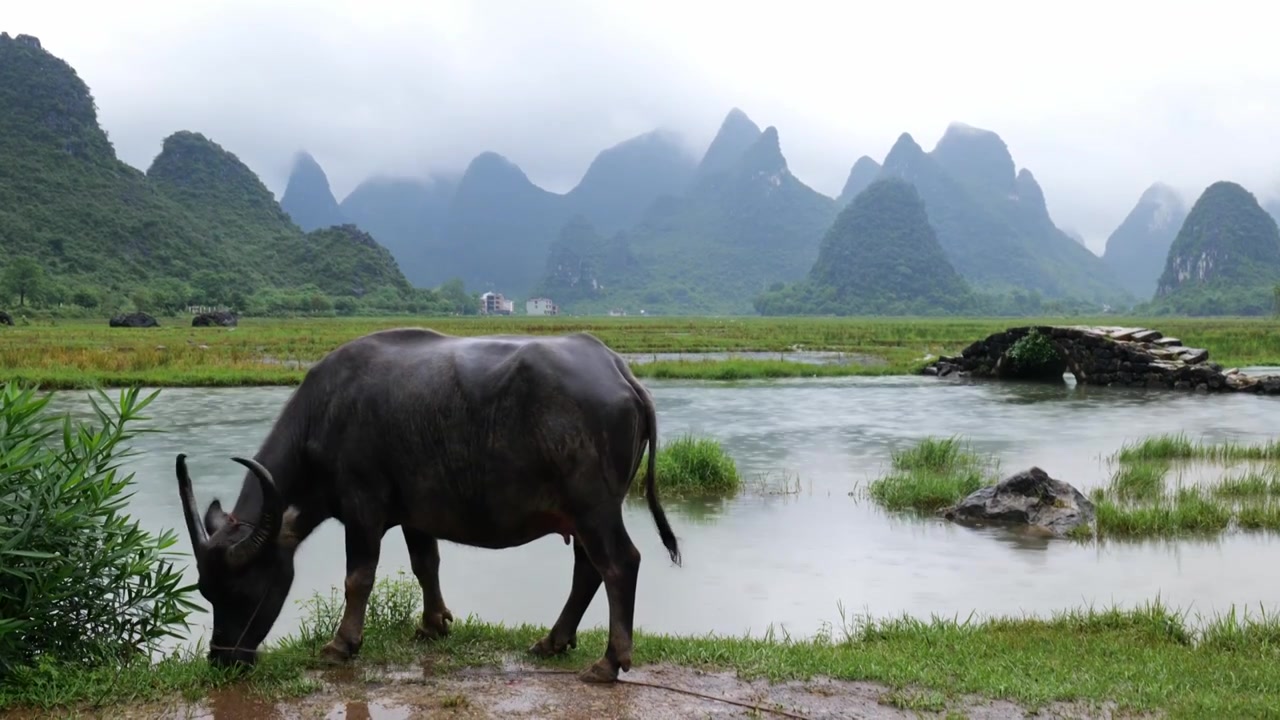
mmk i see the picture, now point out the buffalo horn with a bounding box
[175,454,209,559]
[224,456,283,568]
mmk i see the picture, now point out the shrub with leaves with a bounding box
[0,384,198,676]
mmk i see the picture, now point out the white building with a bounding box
[479,291,514,315]
[526,297,559,316]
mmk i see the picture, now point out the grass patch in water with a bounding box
[1081,437,1280,538]
[1114,432,1280,464]
[1090,487,1233,538]
[1106,460,1168,501]
[1211,468,1280,498]
[630,434,741,498]
[866,436,1000,513]
[6,574,1280,719]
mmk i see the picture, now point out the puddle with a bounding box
[94,660,1116,720]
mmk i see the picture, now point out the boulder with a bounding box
[192,310,238,327]
[940,466,1095,537]
[0,310,12,326]
[109,312,159,328]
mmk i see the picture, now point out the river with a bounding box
[45,374,1280,653]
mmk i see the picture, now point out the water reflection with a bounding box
[41,375,1280,650]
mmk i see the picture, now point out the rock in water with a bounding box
[941,466,1094,537]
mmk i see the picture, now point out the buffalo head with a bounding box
[176,453,295,668]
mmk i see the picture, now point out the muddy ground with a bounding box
[76,660,1123,720]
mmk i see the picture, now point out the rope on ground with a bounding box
[479,667,814,720]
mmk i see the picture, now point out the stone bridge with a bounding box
[922,325,1280,395]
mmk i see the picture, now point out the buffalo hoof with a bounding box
[414,609,454,642]
[577,658,620,684]
[527,633,577,658]
[319,638,357,664]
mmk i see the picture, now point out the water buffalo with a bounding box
[174,327,681,683]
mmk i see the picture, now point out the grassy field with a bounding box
[3,575,1278,719]
[3,314,1280,389]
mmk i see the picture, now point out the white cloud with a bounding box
[9,0,1280,254]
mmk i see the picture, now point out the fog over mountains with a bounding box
[10,1,1280,256]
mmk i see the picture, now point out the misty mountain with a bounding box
[1101,183,1188,299]
[875,124,1131,306]
[425,151,567,295]
[1265,198,1280,228]
[546,111,838,314]
[691,107,762,185]
[0,32,408,308]
[756,178,974,315]
[339,174,458,287]
[1063,228,1087,246]
[837,156,881,206]
[330,129,696,294]
[279,151,349,231]
[1148,181,1280,315]
[564,129,697,233]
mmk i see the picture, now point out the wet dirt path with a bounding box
[98,662,1117,720]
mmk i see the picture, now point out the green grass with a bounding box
[865,436,1000,513]
[1078,435,1280,539]
[1090,487,1233,538]
[1,314,1278,389]
[632,434,742,497]
[5,575,1280,719]
[1106,461,1169,501]
[1115,432,1280,464]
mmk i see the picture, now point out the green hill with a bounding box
[0,33,414,313]
[755,178,976,315]
[1146,181,1280,315]
[875,126,1131,307]
[529,215,640,307]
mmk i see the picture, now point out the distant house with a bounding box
[479,291,513,315]
[608,309,627,317]
[526,297,559,316]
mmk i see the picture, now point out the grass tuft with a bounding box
[1106,460,1169,501]
[631,434,742,498]
[1115,432,1280,464]
[866,436,1000,513]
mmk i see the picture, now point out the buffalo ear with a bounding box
[204,499,229,535]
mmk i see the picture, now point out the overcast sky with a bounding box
[10,0,1280,253]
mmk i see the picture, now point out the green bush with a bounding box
[867,435,999,512]
[0,384,198,676]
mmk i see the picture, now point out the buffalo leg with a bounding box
[403,527,453,641]
[574,512,641,684]
[320,524,382,662]
[528,538,602,657]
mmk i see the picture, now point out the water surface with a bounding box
[46,375,1280,651]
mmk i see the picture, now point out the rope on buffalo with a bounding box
[486,667,815,720]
